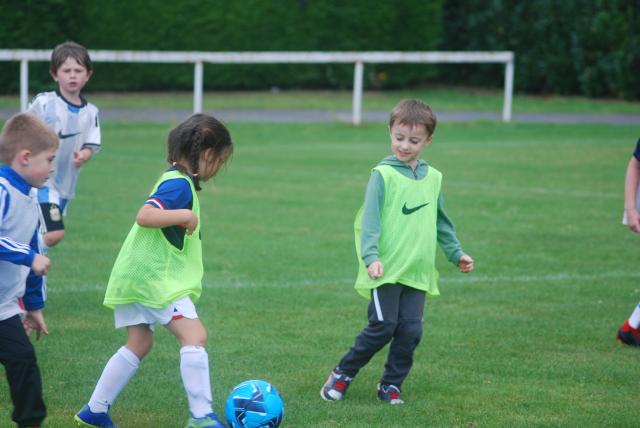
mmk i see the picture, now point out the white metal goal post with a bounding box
[0,50,515,124]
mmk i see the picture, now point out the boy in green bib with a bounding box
[321,99,474,405]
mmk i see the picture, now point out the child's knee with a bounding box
[398,320,423,344]
[188,329,207,347]
[126,338,153,359]
[376,320,398,341]
[7,346,37,364]
[169,318,207,347]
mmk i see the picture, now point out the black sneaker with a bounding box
[377,383,404,405]
[320,370,353,401]
[617,320,640,347]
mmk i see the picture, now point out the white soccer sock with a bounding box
[629,303,640,329]
[180,345,213,418]
[88,346,140,413]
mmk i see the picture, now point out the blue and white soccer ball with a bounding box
[225,379,284,428]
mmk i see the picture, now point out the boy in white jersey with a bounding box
[0,113,58,428]
[28,41,101,248]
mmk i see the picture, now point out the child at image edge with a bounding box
[74,114,233,428]
[321,99,474,404]
[28,41,101,249]
[0,113,57,428]
[617,136,640,347]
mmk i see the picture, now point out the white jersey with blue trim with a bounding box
[28,90,101,199]
[0,173,40,321]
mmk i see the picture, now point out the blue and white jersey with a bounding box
[0,166,44,321]
[28,90,101,199]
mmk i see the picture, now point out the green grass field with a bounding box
[2,118,640,427]
[1,86,640,114]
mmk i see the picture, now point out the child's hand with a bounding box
[626,209,640,233]
[184,211,199,235]
[23,310,48,340]
[73,148,92,168]
[458,254,474,273]
[31,254,51,275]
[367,260,384,279]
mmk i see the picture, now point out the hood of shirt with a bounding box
[377,156,428,180]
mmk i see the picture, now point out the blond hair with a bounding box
[0,113,59,164]
[389,99,437,136]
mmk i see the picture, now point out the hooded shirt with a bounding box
[360,156,464,267]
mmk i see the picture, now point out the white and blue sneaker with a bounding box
[74,404,118,427]
[320,370,353,401]
[377,383,405,405]
[185,412,226,428]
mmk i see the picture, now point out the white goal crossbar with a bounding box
[0,50,515,124]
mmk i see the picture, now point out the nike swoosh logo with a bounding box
[402,202,430,215]
[58,130,80,139]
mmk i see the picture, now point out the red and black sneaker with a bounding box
[377,383,405,405]
[617,320,640,347]
[320,370,353,401]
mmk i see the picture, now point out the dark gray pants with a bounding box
[337,283,425,387]
[0,315,46,428]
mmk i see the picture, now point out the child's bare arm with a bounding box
[625,157,640,233]
[136,204,198,235]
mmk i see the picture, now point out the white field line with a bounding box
[447,181,619,200]
[49,270,640,294]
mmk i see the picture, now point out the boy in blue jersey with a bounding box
[617,137,640,346]
[28,41,100,249]
[0,113,58,428]
[321,99,474,405]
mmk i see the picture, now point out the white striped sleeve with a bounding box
[146,197,165,209]
[0,237,32,254]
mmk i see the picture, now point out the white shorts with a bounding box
[114,296,198,330]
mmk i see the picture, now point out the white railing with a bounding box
[0,50,515,124]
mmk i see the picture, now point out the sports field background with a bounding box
[2,86,640,113]
[1,98,640,426]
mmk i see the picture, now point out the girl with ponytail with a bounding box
[75,114,233,428]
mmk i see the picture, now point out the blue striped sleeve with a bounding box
[23,228,45,310]
[0,237,36,266]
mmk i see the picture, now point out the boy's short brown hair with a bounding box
[389,99,437,136]
[50,41,92,74]
[0,113,59,164]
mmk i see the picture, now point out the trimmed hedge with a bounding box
[0,0,638,99]
[440,0,640,99]
[0,0,443,93]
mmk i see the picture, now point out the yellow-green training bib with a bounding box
[104,170,202,309]
[354,164,442,299]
